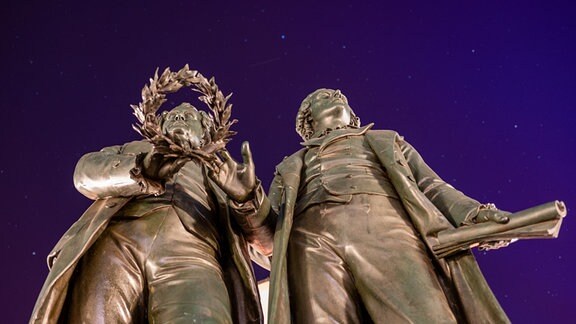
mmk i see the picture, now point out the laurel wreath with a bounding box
[131,65,237,166]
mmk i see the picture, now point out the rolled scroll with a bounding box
[432,201,567,258]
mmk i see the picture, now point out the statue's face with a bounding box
[161,105,204,150]
[308,89,352,135]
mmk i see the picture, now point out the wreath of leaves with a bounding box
[131,65,237,165]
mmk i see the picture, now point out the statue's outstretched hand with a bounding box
[209,141,257,203]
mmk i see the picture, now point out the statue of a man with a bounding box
[263,89,513,323]
[31,103,270,324]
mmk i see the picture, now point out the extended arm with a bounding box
[209,142,276,256]
[73,141,161,200]
[400,138,508,227]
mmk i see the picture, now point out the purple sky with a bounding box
[2,1,575,322]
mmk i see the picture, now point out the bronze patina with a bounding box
[30,67,271,324]
[252,88,566,324]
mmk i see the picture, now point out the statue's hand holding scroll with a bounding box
[473,203,513,251]
[475,204,511,224]
[209,141,257,203]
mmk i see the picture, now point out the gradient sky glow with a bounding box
[2,1,575,322]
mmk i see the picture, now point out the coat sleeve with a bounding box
[230,170,283,259]
[228,182,276,257]
[73,140,158,200]
[399,138,482,227]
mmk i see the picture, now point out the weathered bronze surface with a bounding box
[30,68,269,324]
[434,200,566,257]
[257,88,567,324]
[30,75,566,323]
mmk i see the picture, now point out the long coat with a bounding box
[30,141,264,324]
[266,129,509,324]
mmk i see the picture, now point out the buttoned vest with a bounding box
[295,129,398,215]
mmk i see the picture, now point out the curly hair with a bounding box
[295,89,361,140]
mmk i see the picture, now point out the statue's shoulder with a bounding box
[95,140,151,155]
[366,129,401,142]
[276,148,306,171]
[122,140,153,152]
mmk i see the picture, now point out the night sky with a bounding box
[2,1,575,322]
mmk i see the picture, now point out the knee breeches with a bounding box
[66,206,231,324]
[288,194,456,324]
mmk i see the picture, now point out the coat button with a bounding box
[105,202,117,208]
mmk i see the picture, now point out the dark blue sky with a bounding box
[2,1,575,322]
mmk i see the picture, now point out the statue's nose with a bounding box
[334,89,342,98]
[174,113,185,121]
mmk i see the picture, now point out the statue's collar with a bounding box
[300,123,374,147]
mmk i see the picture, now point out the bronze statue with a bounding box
[257,88,565,324]
[30,67,271,323]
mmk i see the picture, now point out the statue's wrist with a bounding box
[229,180,262,206]
[130,152,164,196]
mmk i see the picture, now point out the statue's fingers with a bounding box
[213,151,224,163]
[475,211,489,223]
[149,152,166,167]
[172,157,189,173]
[219,149,232,161]
[156,157,185,179]
[241,141,254,167]
[494,212,510,224]
[484,210,509,224]
[206,168,221,185]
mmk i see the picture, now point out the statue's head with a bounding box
[160,103,214,151]
[296,88,360,140]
